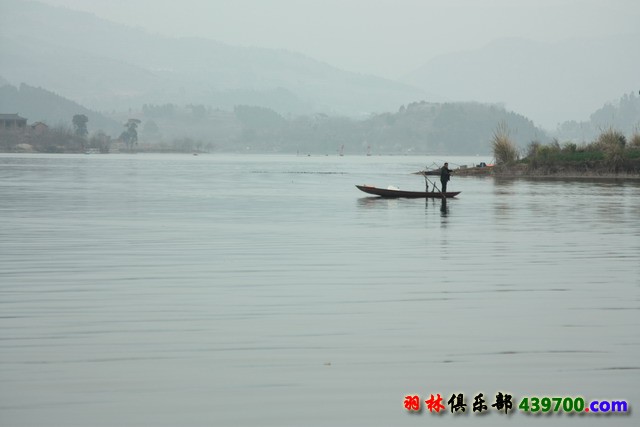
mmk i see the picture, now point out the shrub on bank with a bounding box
[517,128,640,175]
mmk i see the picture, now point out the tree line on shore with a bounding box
[1,100,543,155]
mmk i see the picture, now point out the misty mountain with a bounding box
[0,83,121,133]
[0,0,424,116]
[403,34,640,129]
[556,91,640,143]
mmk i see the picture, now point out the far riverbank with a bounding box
[452,161,640,180]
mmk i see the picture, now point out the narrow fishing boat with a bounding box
[356,185,460,198]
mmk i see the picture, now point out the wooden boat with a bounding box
[356,185,460,198]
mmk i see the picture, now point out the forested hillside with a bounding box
[200,101,547,154]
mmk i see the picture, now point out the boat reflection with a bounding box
[359,196,453,217]
[357,197,399,209]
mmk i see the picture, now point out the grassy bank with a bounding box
[491,127,640,178]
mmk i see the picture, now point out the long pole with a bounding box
[424,174,446,199]
[433,180,446,199]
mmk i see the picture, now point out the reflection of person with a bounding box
[440,162,452,193]
[440,199,448,216]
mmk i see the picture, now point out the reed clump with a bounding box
[492,122,518,165]
[596,128,626,171]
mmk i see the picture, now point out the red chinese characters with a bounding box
[403,395,421,411]
[425,394,446,413]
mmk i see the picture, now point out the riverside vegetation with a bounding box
[491,125,640,177]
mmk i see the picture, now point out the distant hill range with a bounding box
[0,83,121,133]
[556,91,640,143]
[403,34,640,129]
[130,101,547,155]
[0,0,424,117]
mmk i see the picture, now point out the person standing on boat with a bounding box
[440,162,452,193]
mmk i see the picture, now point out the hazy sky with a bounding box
[24,0,640,79]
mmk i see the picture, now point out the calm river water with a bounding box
[1,153,638,426]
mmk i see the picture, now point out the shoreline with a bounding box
[492,163,640,180]
[452,163,640,180]
[491,172,640,180]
